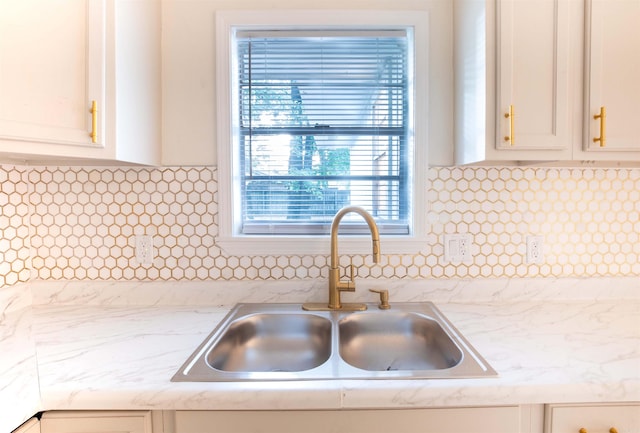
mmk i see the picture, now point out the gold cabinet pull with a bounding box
[90,100,98,143]
[504,104,515,145]
[593,106,606,147]
[579,426,619,433]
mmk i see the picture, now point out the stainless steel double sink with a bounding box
[171,302,497,381]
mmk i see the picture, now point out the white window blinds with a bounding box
[235,30,410,235]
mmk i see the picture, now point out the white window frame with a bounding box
[215,10,428,256]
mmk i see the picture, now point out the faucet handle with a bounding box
[346,264,355,282]
[342,264,356,291]
[369,289,390,309]
[336,264,356,293]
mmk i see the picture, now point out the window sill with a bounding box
[215,235,427,257]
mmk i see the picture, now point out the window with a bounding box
[216,11,428,255]
[238,31,409,235]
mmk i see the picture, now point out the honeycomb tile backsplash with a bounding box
[0,166,30,287]
[0,164,639,287]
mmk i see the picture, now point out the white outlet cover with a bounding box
[526,235,544,264]
[444,233,473,263]
[135,235,154,265]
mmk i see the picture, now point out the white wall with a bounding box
[161,0,454,166]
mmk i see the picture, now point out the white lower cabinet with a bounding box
[13,418,41,433]
[40,412,154,433]
[544,403,640,433]
[31,403,640,433]
[173,407,523,433]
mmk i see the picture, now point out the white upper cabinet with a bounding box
[455,0,640,165]
[580,0,640,160]
[495,0,572,158]
[0,0,160,165]
[455,0,576,164]
[0,1,105,152]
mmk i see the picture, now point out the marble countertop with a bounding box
[2,277,640,433]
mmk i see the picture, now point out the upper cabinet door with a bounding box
[496,0,572,157]
[0,0,105,152]
[0,0,161,165]
[584,0,640,156]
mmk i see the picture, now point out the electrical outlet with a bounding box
[135,235,154,265]
[526,235,544,264]
[444,233,473,263]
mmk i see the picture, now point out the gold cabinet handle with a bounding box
[504,104,514,145]
[579,426,619,433]
[593,106,606,147]
[90,100,98,143]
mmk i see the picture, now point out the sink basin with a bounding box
[207,313,331,372]
[339,312,462,371]
[172,302,497,381]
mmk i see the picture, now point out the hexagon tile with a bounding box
[0,165,31,287]
[27,166,220,281]
[0,164,639,288]
[428,167,640,278]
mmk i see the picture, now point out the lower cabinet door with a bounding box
[545,403,640,433]
[41,412,153,433]
[13,418,40,433]
[175,407,520,433]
